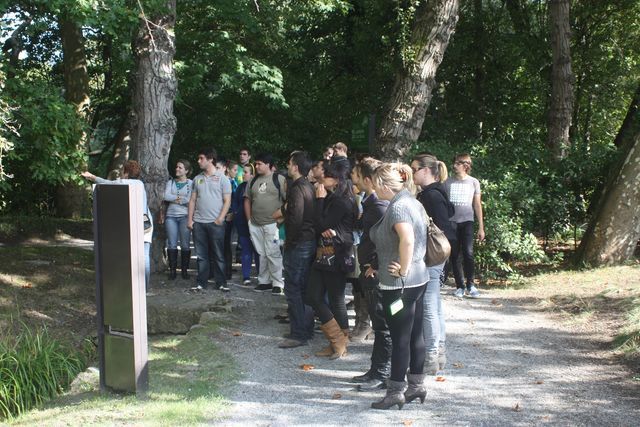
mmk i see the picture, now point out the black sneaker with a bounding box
[272,286,284,296]
[254,283,273,292]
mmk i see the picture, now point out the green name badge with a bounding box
[389,297,404,316]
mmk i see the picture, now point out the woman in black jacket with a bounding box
[305,161,356,359]
[412,153,455,375]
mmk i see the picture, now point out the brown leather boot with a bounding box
[315,322,349,357]
[327,319,348,359]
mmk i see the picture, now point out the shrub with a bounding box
[0,326,86,420]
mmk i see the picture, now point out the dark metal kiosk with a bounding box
[93,183,148,393]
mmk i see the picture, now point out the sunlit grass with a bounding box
[10,327,237,426]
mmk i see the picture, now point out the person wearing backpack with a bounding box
[444,153,485,298]
[244,153,287,295]
[412,153,455,375]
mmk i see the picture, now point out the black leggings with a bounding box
[304,268,348,329]
[381,284,427,381]
[449,221,475,289]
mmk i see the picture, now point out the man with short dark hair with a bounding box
[236,147,252,184]
[188,147,232,292]
[244,153,287,295]
[279,151,317,348]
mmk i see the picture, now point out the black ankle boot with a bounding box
[404,373,426,404]
[167,249,178,280]
[371,380,406,410]
[180,250,191,279]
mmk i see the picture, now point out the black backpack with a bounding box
[249,172,283,201]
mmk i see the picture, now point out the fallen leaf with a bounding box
[435,376,446,382]
[453,362,464,369]
[541,415,551,421]
[21,283,33,289]
[332,393,342,399]
[513,402,522,412]
[535,380,544,384]
[402,421,414,426]
[300,364,314,371]
[231,331,242,336]
[302,354,310,359]
[491,299,503,307]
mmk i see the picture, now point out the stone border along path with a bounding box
[213,281,639,426]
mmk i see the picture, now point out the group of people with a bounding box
[83,141,486,411]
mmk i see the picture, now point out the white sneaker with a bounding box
[454,288,465,298]
[467,285,480,298]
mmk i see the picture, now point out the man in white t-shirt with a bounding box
[444,153,485,298]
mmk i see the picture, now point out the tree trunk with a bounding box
[56,14,91,218]
[547,0,574,161]
[473,0,485,140]
[131,0,177,273]
[576,84,640,266]
[106,115,132,180]
[613,84,640,148]
[375,0,459,161]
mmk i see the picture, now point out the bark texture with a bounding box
[56,15,91,218]
[547,0,574,161]
[376,0,459,161]
[131,1,177,272]
[576,87,640,266]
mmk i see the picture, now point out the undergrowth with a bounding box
[0,325,87,420]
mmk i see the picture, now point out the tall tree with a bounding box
[56,12,91,218]
[576,82,640,266]
[547,0,574,161]
[130,0,177,272]
[375,0,459,161]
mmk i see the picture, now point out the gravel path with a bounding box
[214,282,639,426]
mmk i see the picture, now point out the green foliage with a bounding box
[0,325,86,420]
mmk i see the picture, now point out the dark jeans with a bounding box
[381,284,427,382]
[224,220,234,279]
[193,221,226,288]
[305,268,348,330]
[364,287,391,380]
[449,221,475,289]
[283,240,316,342]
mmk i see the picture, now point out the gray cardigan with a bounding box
[370,189,428,290]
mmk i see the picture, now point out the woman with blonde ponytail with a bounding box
[367,162,429,410]
[411,153,456,377]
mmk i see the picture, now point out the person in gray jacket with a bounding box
[160,160,193,280]
[368,162,428,410]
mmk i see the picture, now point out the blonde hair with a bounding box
[413,153,448,182]
[372,162,416,195]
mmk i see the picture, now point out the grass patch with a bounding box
[9,324,237,426]
[614,297,640,359]
[0,325,87,420]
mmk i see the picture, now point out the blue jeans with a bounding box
[283,240,316,342]
[165,215,191,250]
[193,222,226,288]
[239,235,259,280]
[424,263,446,355]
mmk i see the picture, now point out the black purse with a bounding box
[314,237,337,271]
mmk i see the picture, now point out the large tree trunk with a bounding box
[375,0,459,161]
[131,1,177,273]
[56,14,91,218]
[106,115,132,180]
[576,84,640,266]
[547,0,574,161]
